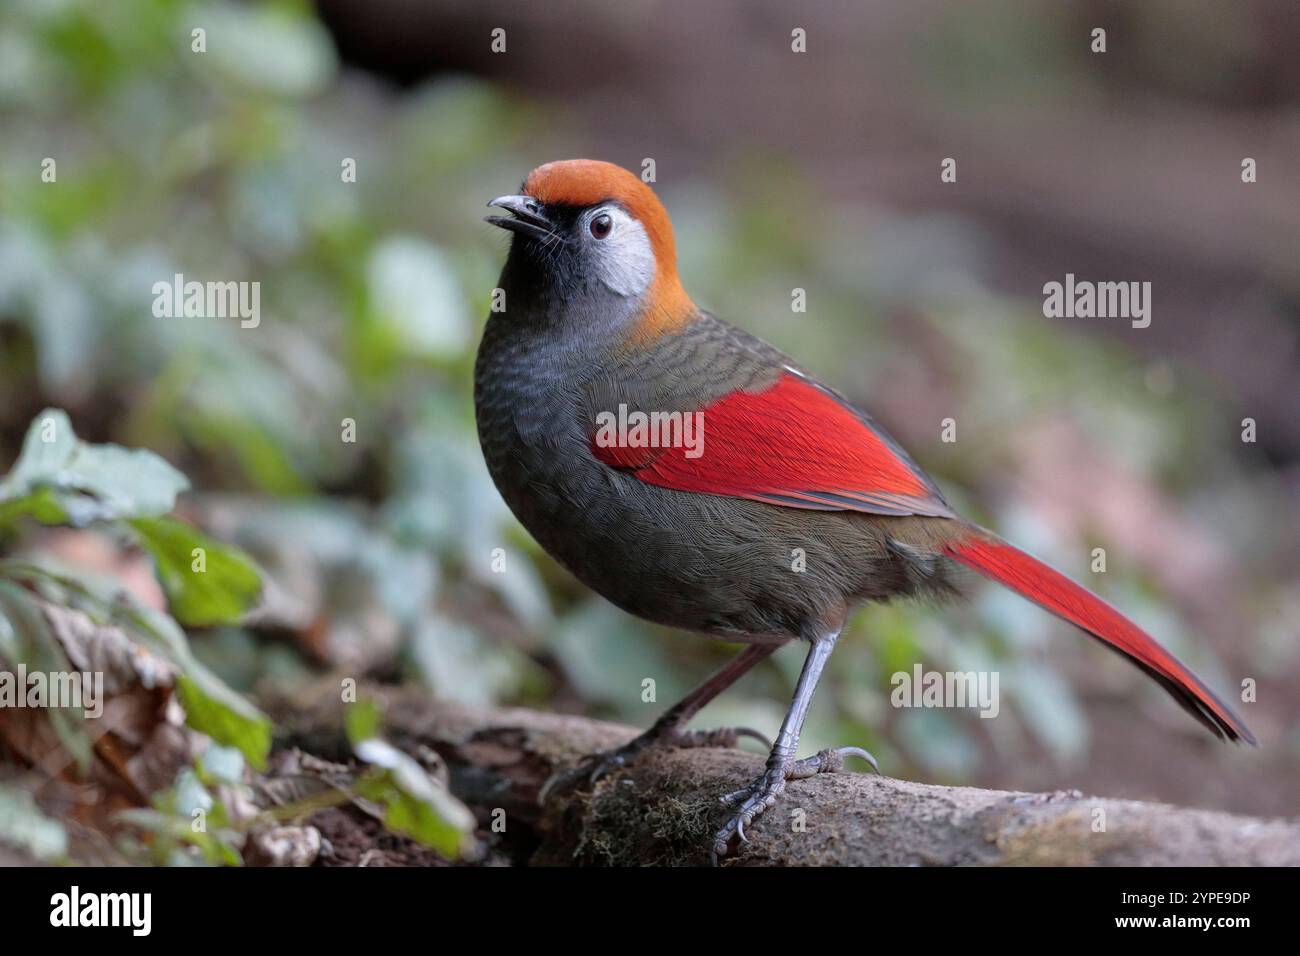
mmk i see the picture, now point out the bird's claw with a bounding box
[587,753,627,785]
[787,744,880,779]
[538,748,633,803]
[539,725,773,805]
[710,745,880,863]
[710,767,785,864]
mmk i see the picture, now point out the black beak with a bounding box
[485,195,555,242]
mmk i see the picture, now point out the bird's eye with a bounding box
[589,213,613,240]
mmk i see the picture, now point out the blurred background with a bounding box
[1,0,1297,833]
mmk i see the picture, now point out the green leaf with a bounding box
[171,768,214,818]
[346,700,475,859]
[197,743,246,786]
[352,739,476,859]
[116,805,243,867]
[131,602,272,771]
[0,786,68,862]
[0,580,91,772]
[0,409,188,526]
[130,516,262,627]
[344,698,382,746]
[0,569,272,771]
[175,671,271,771]
[0,487,69,526]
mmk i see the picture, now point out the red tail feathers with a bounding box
[944,533,1255,745]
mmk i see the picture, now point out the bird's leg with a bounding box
[648,643,780,750]
[540,643,778,802]
[710,624,877,863]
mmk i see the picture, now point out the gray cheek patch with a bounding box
[594,215,656,299]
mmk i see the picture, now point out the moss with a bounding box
[554,761,729,866]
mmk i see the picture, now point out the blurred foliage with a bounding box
[0,408,270,763]
[0,0,1295,864]
[0,406,273,863]
[0,407,475,865]
[346,697,476,858]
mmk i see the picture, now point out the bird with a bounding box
[474,158,1256,863]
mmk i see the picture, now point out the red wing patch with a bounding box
[590,372,952,518]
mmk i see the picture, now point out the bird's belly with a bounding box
[486,442,901,637]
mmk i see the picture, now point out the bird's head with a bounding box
[486,159,695,342]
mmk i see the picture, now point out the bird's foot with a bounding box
[710,745,879,864]
[539,724,771,803]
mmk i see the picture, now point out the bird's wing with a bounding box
[589,366,954,519]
